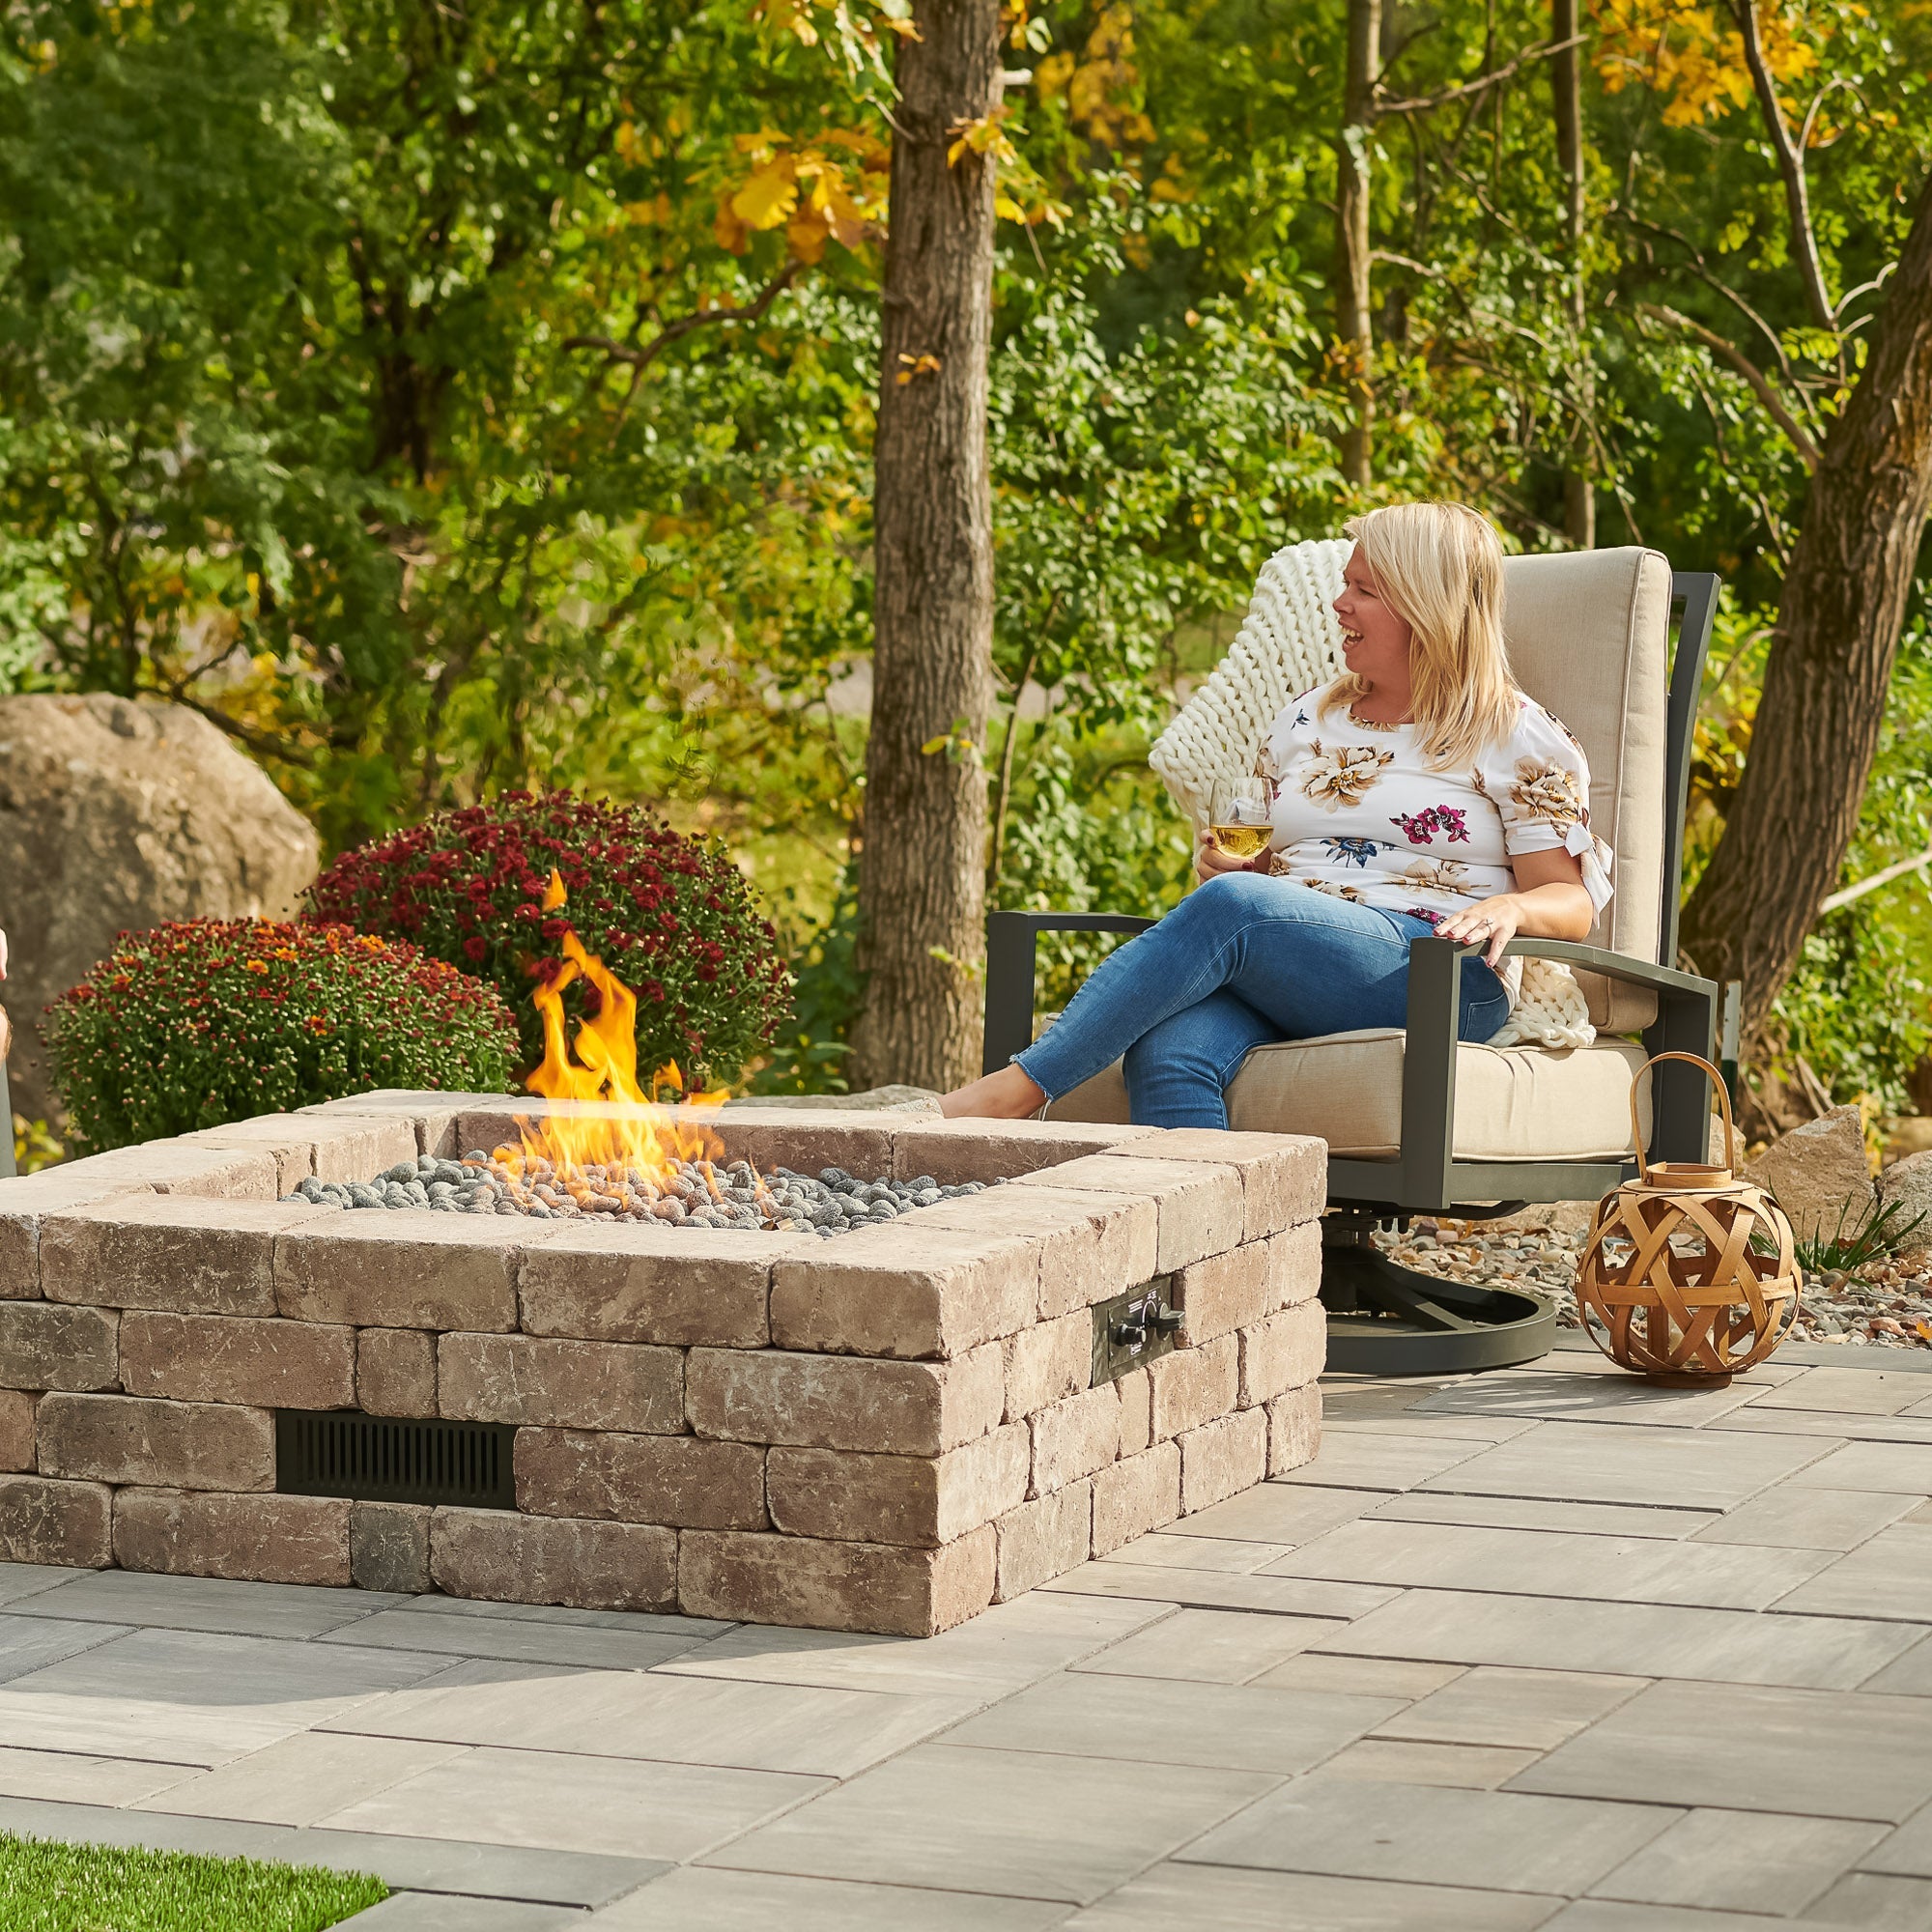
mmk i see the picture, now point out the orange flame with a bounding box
[507,870,730,1189]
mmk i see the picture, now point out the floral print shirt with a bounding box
[1249,686,1615,924]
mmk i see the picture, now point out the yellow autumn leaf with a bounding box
[731,161,800,230]
[1593,0,1824,129]
[714,200,751,254]
[821,126,891,163]
[810,170,874,248]
[785,213,830,265]
[754,0,820,46]
[1036,49,1074,98]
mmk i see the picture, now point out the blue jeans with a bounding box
[1013,872,1511,1129]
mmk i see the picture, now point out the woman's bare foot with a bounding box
[940,1064,1047,1120]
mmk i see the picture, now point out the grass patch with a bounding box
[0,1833,386,1931]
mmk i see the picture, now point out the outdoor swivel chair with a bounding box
[980,541,1722,1374]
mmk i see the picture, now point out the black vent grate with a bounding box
[275,1411,516,1509]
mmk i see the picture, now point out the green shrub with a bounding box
[305,790,792,1084]
[47,920,521,1152]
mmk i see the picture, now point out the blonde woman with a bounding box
[943,501,1612,1127]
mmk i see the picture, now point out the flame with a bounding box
[507,869,731,1191]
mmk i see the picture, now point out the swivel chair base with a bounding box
[1321,1216,1556,1376]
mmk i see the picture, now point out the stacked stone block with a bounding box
[0,1095,1325,1635]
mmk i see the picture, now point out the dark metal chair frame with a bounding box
[980,571,1723,1375]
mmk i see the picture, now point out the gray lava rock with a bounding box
[281,1147,987,1237]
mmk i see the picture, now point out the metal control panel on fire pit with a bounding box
[1091,1277,1183,1384]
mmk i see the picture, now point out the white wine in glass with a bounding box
[1208,781,1271,860]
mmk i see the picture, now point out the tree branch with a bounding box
[157,688,317,769]
[564,260,807,374]
[1377,34,1582,117]
[1730,0,1836,334]
[1618,210,1805,389]
[1638,302,1823,470]
[1818,843,1932,916]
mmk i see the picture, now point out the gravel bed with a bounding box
[1375,1216,1932,1350]
[283,1151,985,1236]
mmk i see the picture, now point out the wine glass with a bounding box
[1208,779,1271,862]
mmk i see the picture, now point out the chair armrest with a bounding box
[1399,936,1719,1195]
[1494,936,1714,998]
[983,911,1155,1076]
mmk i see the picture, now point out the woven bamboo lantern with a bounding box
[1577,1052,1800,1386]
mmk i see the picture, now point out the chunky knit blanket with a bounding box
[1148,539,1597,1050]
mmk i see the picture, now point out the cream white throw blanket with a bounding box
[1149,538,1599,1049]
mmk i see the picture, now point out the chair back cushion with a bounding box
[1150,539,1672,1032]
[1504,551,1671,1030]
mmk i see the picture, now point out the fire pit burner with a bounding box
[282,1151,986,1236]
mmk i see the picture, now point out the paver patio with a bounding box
[4,1336,1932,1927]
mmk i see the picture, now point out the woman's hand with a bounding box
[1436,894,1520,969]
[1195,829,1269,884]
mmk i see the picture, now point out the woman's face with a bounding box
[1333,544,1414,685]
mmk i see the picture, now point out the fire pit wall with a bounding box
[0,1095,1325,1636]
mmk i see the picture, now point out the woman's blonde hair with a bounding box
[1320,500,1519,769]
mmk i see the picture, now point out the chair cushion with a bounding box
[1046,1028,1653,1161]
[1503,551,1670,1033]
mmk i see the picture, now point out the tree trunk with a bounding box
[1334,0,1379,487]
[847,0,1002,1092]
[1551,0,1594,548]
[1679,173,1932,1033]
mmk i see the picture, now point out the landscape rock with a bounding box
[0,695,319,1123]
[1878,1150,1932,1261]
[1745,1104,1875,1245]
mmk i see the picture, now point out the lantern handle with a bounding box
[1630,1050,1735,1181]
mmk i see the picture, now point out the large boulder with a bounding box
[1878,1151,1932,1264]
[1745,1103,1876,1246]
[0,695,319,1124]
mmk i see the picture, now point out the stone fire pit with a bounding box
[0,1094,1324,1635]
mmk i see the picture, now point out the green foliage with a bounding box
[11,1117,63,1175]
[307,793,792,1084]
[0,0,877,847]
[0,1832,384,1931]
[748,870,863,1094]
[1789,1197,1930,1280]
[47,921,520,1152]
[3,0,1932,1097]
[1690,608,1932,1111]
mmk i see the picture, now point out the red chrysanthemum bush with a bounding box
[304,792,792,1083]
[47,921,522,1153]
